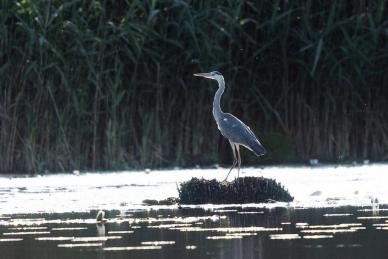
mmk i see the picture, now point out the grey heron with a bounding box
[194,71,266,180]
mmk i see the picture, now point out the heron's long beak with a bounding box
[193,72,213,79]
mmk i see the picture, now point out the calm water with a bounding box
[1,206,388,259]
[1,165,388,259]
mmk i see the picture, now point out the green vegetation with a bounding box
[0,0,387,173]
[178,177,293,204]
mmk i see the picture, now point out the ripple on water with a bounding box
[0,238,23,242]
[36,237,74,241]
[58,243,103,248]
[300,223,362,229]
[71,236,122,242]
[303,235,334,239]
[270,234,301,240]
[147,223,192,229]
[226,233,257,236]
[206,235,243,240]
[103,246,162,251]
[107,230,134,234]
[300,228,357,234]
[8,227,48,230]
[52,227,87,231]
[172,226,282,233]
[141,241,175,245]
[3,231,50,236]
[323,213,353,217]
[237,211,264,215]
[357,216,388,220]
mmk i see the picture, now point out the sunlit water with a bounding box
[1,164,388,259]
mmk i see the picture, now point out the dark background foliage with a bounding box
[0,0,387,173]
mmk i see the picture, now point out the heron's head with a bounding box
[193,71,223,81]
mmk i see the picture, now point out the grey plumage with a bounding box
[217,113,266,156]
[194,71,266,180]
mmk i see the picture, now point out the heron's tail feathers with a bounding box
[250,140,266,156]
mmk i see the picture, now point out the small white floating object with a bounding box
[270,234,301,240]
[185,245,197,250]
[144,168,151,174]
[96,210,106,223]
[72,170,80,175]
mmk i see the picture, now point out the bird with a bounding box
[96,210,107,223]
[194,71,266,181]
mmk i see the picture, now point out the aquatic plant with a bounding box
[178,177,293,204]
[142,197,178,206]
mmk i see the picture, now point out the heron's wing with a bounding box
[217,113,266,156]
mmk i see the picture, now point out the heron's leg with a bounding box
[224,141,237,181]
[236,144,241,179]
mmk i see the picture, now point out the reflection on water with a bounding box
[1,165,388,258]
[1,206,388,259]
[2,164,388,214]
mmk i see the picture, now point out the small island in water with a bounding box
[178,177,293,204]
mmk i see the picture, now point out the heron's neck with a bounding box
[213,77,225,121]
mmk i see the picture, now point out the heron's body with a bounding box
[194,71,266,180]
[215,113,266,156]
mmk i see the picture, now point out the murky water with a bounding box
[1,164,388,258]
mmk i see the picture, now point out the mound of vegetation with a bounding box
[178,177,293,204]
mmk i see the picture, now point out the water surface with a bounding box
[1,206,388,259]
[1,164,388,258]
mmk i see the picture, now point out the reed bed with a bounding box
[0,0,387,173]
